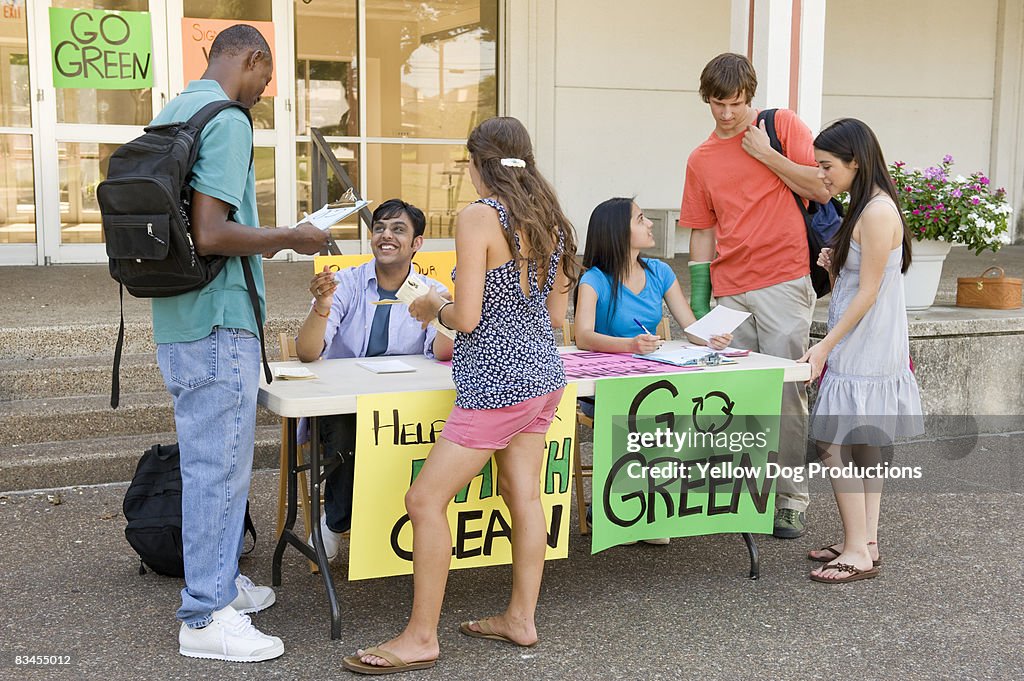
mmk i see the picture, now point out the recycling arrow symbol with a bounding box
[691,390,735,433]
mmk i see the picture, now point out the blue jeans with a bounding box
[157,327,260,627]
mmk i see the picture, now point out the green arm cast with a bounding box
[688,261,712,319]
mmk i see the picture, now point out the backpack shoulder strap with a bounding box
[186,99,252,133]
[756,108,783,155]
[184,99,254,170]
[756,107,811,219]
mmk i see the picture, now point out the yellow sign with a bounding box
[314,251,456,293]
[349,386,577,580]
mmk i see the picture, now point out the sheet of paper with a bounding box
[395,275,456,339]
[293,200,370,231]
[684,305,752,342]
[275,367,316,380]
[356,359,417,374]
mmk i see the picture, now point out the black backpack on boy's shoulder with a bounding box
[123,442,256,578]
[756,108,844,298]
[96,100,271,409]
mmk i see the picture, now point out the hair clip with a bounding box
[500,158,526,168]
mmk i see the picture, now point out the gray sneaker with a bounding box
[773,508,807,539]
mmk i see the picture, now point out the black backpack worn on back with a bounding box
[97,100,272,408]
[757,108,844,298]
[123,442,256,577]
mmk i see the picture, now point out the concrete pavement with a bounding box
[0,431,1021,680]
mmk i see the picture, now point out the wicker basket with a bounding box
[956,266,1022,310]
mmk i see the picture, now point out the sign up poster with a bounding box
[591,369,784,553]
[181,18,276,96]
[349,386,576,580]
[49,8,153,89]
[314,252,456,294]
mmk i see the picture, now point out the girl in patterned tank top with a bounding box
[343,117,579,675]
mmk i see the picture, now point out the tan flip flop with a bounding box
[807,543,881,567]
[459,619,538,648]
[341,646,437,675]
[809,562,880,584]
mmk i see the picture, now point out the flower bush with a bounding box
[888,155,1013,254]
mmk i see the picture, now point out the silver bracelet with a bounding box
[436,300,455,331]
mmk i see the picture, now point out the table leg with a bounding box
[272,417,299,586]
[269,416,343,639]
[308,416,343,639]
[741,532,760,580]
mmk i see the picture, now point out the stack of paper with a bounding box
[274,367,317,380]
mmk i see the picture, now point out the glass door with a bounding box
[32,0,171,263]
[0,0,39,264]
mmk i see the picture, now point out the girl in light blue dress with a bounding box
[800,118,923,584]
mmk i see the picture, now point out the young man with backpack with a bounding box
[679,52,832,539]
[148,25,327,662]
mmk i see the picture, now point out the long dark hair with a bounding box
[467,117,579,287]
[813,118,913,274]
[580,197,650,320]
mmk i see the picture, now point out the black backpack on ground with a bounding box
[757,108,844,298]
[123,442,256,577]
[97,100,272,409]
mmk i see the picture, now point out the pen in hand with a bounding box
[633,318,654,336]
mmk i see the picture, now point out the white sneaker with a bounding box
[178,605,284,662]
[307,512,343,562]
[642,537,672,546]
[230,574,276,614]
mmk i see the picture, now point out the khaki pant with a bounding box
[717,275,815,512]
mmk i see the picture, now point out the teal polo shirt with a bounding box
[148,80,267,344]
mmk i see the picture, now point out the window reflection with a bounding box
[294,0,358,137]
[0,11,31,128]
[366,0,497,139]
[52,0,153,126]
[0,135,36,244]
[255,147,275,225]
[367,144,474,239]
[296,141,360,240]
[58,142,121,244]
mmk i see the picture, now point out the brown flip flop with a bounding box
[342,646,437,675]
[809,562,880,584]
[459,619,538,648]
[807,544,881,567]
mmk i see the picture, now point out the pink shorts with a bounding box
[442,388,564,450]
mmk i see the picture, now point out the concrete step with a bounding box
[0,354,163,401]
[0,425,282,493]
[0,391,279,446]
[0,316,306,360]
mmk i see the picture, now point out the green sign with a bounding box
[49,8,153,89]
[591,369,784,553]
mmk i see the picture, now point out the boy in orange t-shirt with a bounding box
[679,53,832,539]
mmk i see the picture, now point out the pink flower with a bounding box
[971,197,981,205]
[980,176,990,185]
[943,154,954,164]
[951,189,962,198]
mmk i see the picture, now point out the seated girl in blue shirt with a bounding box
[575,197,731,358]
